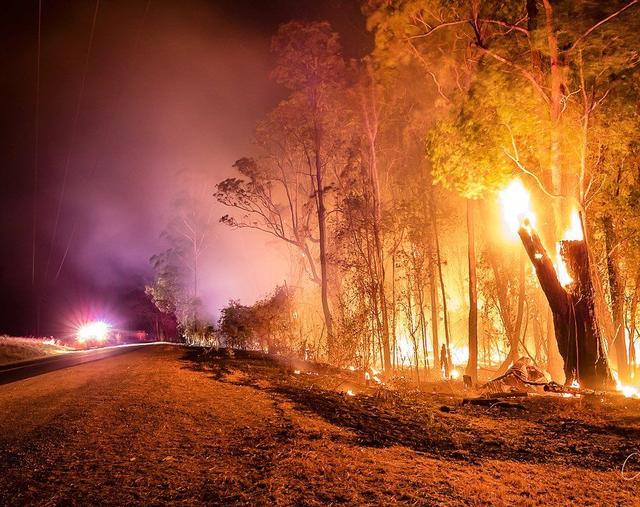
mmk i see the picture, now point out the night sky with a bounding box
[0,0,371,336]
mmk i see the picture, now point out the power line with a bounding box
[32,0,42,287]
[54,0,153,280]
[44,0,101,282]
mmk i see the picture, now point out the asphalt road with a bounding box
[0,343,152,386]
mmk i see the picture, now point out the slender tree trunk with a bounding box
[541,290,564,382]
[192,237,199,336]
[512,250,526,358]
[542,0,566,233]
[417,285,429,371]
[193,242,198,299]
[374,235,392,371]
[428,257,440,373]
[405,284,420,382]
[526,0,542,77]
[391,250,397,368]
[627,270,640,379]
[533,309,543,362]
[465,199,478,383]
[362,88,392,372]
[312,118,335,360]
[412,260,429,373]
[488,246,524,375]
[430,187,451,371]
[603,215,629,381]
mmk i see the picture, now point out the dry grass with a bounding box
[0,336,72,366]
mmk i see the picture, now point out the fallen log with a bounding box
[543,381,596,397]
[518,219,613,390]
[462,397,527,409]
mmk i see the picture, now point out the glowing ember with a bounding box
[555,244,573,287]
[558,379,583,398]
[347,365,356,371]
[499,179,536,236]
[77,321,110,342]
[555,210,584,287]
[293,369,301,375]
[345,389,355,396]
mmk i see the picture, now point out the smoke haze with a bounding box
[0,0,370,335]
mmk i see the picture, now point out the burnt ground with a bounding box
[0,345,638,506]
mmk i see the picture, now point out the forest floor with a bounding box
[0,345,638,506]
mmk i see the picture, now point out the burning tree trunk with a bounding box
[518,219,612,389]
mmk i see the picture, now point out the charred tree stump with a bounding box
[517,219,612,389]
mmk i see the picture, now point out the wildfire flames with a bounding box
[499,179,586,289]
[564,210,584,241]
[555,210,584,287]
[499,182,640,398]
[618,384,640,399]
[499,179,535,236]
[555,244,573,288]
[365,368,384,384]
[612,371,640,399]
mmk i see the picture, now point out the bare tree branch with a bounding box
[568,0,639,54]
[477,46,550,104]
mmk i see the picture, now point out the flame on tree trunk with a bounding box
[517,220,612,389]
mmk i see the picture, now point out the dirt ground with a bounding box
[0,345,638,506]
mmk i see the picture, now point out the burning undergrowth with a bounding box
[183,347,640,474]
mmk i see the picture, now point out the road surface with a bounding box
[0,345,637,506]
[0,344,150,386]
